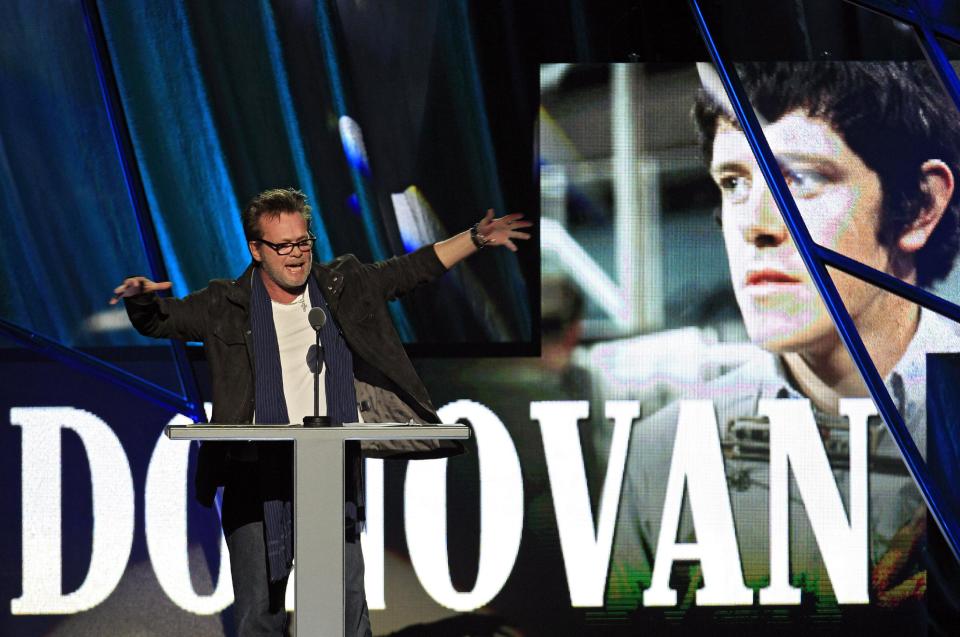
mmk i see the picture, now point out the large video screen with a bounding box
[538,60,960,634]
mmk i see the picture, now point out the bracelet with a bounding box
[470,222,489,249]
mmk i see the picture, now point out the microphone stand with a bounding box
[304,309,331,427]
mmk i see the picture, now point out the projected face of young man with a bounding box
[710,110,947,359]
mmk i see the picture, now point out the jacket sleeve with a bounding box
[123,287,212,343]
[357,244,448,301]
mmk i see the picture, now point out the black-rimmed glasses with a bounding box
[257,233,316,255]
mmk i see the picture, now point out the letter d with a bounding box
[11,407,134,614]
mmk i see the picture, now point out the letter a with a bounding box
[644,400,752,606]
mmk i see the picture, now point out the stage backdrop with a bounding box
[5,2,960,636]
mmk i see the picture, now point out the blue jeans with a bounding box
[222,474,371,637]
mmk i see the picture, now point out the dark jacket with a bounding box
[125,245,462,506]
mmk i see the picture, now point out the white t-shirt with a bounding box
[272,293,324,425]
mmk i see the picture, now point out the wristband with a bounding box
[470,223,489,249]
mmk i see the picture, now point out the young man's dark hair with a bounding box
[241,187,312,241]
[694,61,960,287]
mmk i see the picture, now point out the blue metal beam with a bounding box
[817,245,960,325]
[0,318,195,417]
[844,0,960,115]
[81,0,205,422]
[915,21,960,112]
[845,0,960,43]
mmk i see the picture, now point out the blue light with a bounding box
[346,193,361,215]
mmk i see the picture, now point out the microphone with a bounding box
[303,307,331,427]
[308,307,327,330]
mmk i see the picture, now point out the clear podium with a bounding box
[165,423,471,637]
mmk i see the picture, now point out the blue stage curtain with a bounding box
[0,0,534,350]
[0,0,152,347]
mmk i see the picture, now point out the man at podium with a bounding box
[110,187,530,636]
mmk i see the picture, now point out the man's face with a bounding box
[248,212,313,293]
[710,110,892,353]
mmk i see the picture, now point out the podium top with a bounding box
[165,423,471,442]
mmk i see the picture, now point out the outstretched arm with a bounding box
[110,276,172,305]
[433,209,532,269]
[362,209,534,301]
[110,276,209,342]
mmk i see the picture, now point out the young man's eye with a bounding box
[782,168,827,198]
[717,174,751,204]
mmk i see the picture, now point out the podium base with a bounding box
[303,415,332,427]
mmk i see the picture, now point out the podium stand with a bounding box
[165,423,471,637]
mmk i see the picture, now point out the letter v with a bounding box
[532,400,638,607]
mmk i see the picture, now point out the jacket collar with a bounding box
[225,262,257,309]
[225,260,344,310]
[311,260,346,310]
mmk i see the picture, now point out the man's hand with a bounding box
[434,209,534,268]
[109,276,172,305]
[475,208,532,252]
